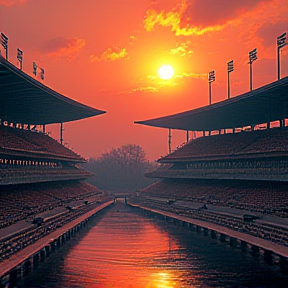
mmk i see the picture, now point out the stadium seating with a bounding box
[0,125,83,161]
[0,192,110,262]
[131,178,288,247]
[0,162,92,185]
[138,179,288,218]
[160,127,288,160]
[0,181,102,229]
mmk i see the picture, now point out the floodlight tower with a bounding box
[227,60,234,99]
[208,70,215,105]
[0,32,8,60]
[248,48,257,91]
[277,32,287,80]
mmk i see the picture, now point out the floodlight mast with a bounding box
[227,60,234,99]
[17,48,23,70]
[208,71,215,105]
[277,32,287,80]
[0,33,8,60]
[248,48,257,91]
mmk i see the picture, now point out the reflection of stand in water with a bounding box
[168,234,172,260]
[124,195,127,205]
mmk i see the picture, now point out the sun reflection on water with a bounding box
[146,271,177,288]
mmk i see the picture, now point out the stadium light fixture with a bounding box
[208,70,215,105]
[248,48,257,91]
[33,61,37,76]
[17,48,23,70]
[277,32,287,80]
[0,32,8,60]
[227,60,234,99]
[40,67,45,81]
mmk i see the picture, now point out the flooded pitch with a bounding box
[21,201,288,287]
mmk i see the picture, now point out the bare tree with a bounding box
[84,144,157,192]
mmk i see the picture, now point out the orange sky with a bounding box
[1,0,288,161]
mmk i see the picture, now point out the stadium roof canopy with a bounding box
[0,55,106,125]
[135,76,288,131]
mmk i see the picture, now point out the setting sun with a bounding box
[158,65,174,80]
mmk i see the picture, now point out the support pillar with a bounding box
[22,260,32,277]
[220,233,226,242]
[251,245,260,256]
[189,223,195,231]
[280,256,288,273]
[33,253,39,270]
[9,269,18,287]
[51,240,56,252]
[168,128,172,154]
[211,230,217,239]
[45,245,50,257]
[229,237,237,247]
[60,122,64,145]
[264,250,273,265]
[241,241,247,251]
[40,249,46,262]
[57,238,61,248]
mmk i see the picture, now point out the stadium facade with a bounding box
[0,54,113,286]
[131,76,288,267]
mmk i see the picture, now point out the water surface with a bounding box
[22,201,288,287]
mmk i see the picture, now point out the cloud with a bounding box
[0,0,28,6]
[41,37,86,59]
[143,3,224,36]
[119,86,159,94]
[175,72,207,81]
[90,46,128,62]
[144,0,273,36]
[169,41,193,56]
[119,70,206,95]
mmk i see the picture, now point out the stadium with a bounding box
[1,42,288,286]
[130,75,288,266]
[0,54,114,286]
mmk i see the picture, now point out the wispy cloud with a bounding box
[0,0,28,6]
[40,37,86,59]
[143,2,224,36]
[119,71,206,95]
[175,72,207,81]
[144,0,273,36]
[169,41,193,56]
[232,0,288,58]
[119,86,159,95]
[90,46,128,63]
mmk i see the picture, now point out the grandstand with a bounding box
[0,54,109,263]
[131,76,288,251]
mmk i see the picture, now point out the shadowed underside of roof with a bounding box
[135,77,288,131]
[0,56,106,125]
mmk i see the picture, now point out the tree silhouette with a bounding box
[84,144,157,192]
